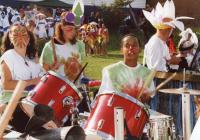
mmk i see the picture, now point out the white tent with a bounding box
[17,0,146,9]
[59,0,146,8]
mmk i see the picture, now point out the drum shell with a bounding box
[28,71,82,125]
[84,93,149,139]
[147,115,175,140]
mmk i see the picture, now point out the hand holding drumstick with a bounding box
[138,70,156,101]
[138,72,177,103]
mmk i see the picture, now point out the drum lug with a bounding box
[29,90,36,97]
[41,75,48,83]
[63,96,73,107]
[62,115,69,124]
[134,109,142,119]
[59,85,66,94]
[97,119,104,130]
[107,96,114,107]
[48,99,55,107]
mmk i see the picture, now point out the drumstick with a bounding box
[73,62,88,84]
[138,70,156,99]
[156,72,177,91]
[0,81,27,138]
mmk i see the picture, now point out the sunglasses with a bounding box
[62,26,76,32]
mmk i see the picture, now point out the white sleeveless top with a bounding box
[0,49,43,80]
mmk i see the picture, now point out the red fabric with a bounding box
[168,37,176,54]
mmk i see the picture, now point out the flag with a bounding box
[72,0,84,26]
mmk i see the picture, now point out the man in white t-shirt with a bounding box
[143,0,192,72]
[143,0,195,136]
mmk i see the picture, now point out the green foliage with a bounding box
[98,0,135,30]
[110,0,134,8]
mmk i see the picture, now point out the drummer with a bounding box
[39,11,85,84]
[0,24,43,112]
[98,34,155,139]
[0,24,45,132]
[99,34,155,102]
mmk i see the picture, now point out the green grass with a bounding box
[83,52,123,80]
[83,31,145,80]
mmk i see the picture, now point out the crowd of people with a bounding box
[0,5,109,56]
[0,0,200,140]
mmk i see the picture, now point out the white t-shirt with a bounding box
[144,35,171,72]
[2,15,10,31]
[0,49,43,80]
[55,43,81,76]
[40,41,85,77]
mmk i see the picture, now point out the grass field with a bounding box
[83,32,145,80]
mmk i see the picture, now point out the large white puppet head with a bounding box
[143,0,193,31]
[178,28,198,67]
[178,28,198,51]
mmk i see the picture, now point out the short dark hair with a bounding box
[120,34,140,48]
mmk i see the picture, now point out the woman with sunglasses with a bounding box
[40,11,85,83]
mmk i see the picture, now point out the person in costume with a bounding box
[171,28,198,71]
[142,0,196,136]
[46,16,55,38]
[97,23,109,55]
[0,24,43,115]
[35,13,47,39]
[142,0,192,72]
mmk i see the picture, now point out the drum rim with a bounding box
[48,71,83,100]
[149,115,173,121]
[2,90,29,93]
[85,129,114,140]
[99,92,149,116]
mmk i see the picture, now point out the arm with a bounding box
[167,54,181,65]
[1,61,40,90]
[39,42,60,72]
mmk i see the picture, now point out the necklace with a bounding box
[23,57,32,79]
[24,58,29,66]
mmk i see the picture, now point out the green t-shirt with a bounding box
[39,39,85,76]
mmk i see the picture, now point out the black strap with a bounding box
[73,62,88,84]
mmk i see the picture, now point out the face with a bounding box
[122,37,140,60]
[62,25,76,42]
[9,25,30,49]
